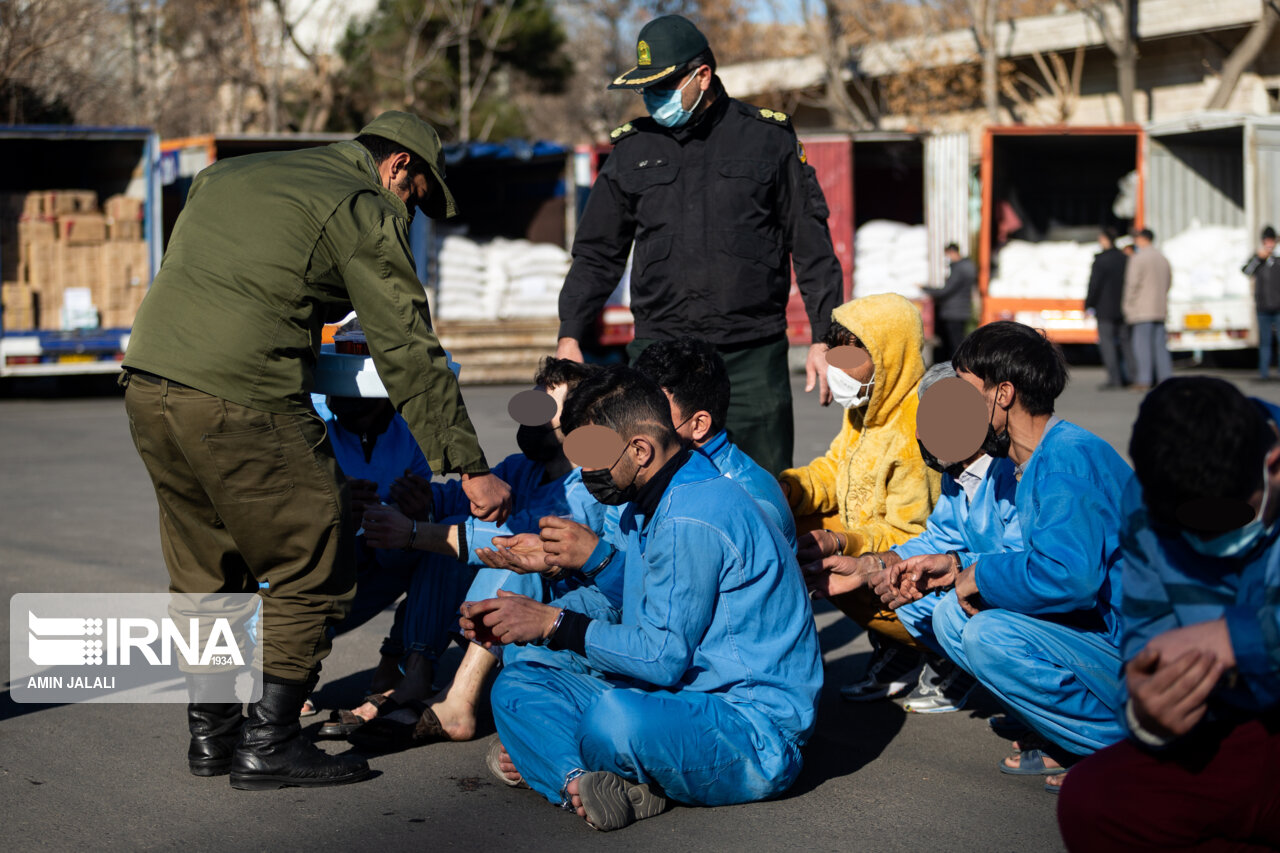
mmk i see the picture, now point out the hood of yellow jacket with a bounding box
[830,293,925,429]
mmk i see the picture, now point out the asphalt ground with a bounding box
[3,360,1277,852]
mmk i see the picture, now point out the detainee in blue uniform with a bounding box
[893,452,1022,651]
[316,395,433,663]
[1060,382,1280,850]
[462,366,821,830]
[895,323,1133,777]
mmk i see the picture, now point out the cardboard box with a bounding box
[104,194,144,223]
[2,281,35,331]
[107,219,142,241]
[18,218,56,247]
[57,214,107,245]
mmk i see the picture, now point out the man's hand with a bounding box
[954,565,985,616]
[872,565,915,609]
[361,504,413,550]
[804,342,832,406]
[556,337,584,363]
[474,532,554,574]
[459,590,560,648]
[1127,647,1225,740]
[796,529,845,563]
[539,515,598,570]
[1144,619,1237,670]
[348,478,380,528]
[461,472,512,524]
[801,554,878,599]
[893,553,960,602]
[389,471,433,521]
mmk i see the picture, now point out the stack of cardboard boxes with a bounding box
[1,190,149,332]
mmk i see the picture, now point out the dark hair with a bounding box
[355,133,429,179]
[1130,377,1274,531]
[1136,228,1155,242]
[951,321,1068,416]
[1264,225,1277,242]
[1100,226,1119,245]
[632,337,730,435]
[561,365,678,449]
[534,357,599,393]
[685,48,716,75]
[821,319,860,349]
[944,242,961,254]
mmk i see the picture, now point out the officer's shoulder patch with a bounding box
[609,120,642,144]
[752,106,792,128]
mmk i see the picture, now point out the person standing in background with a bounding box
[554,15,843,477]
[1123,228,1173,391]
[1245,225,1280,381]
[923,243,974,363]
[1085,227,1131,391]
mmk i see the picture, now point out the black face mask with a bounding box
[516,424,561,463]
[917,438,968,479]
[581,461,639,506]
[981,395,1012,459]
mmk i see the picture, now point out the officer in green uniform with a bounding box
[122,111,512,790]
[556,15,844,476]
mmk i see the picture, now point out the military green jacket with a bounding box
[124,141,488,474]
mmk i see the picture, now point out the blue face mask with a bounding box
[642,71,704,128]
[1182,460,1276,559]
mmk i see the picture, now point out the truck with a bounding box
[1144,113,1280,353]
[978,125,1144,344]
[583,129,970,350]
[0,125,162,377]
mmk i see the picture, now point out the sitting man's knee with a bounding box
[576,689,653,759]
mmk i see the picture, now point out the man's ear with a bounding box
[389,151,411,179]
[629,436,656,469]
[996,381,1016,411]
[691,410,714,444]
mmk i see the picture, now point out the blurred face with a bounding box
[841,336,874,384]
[1265,237,1277,255]
[1098,233,1113,250]
[945,248,960,263]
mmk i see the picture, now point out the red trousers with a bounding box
[1058,713,1280,852]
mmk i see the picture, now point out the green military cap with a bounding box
[358,110,457,219]
[608,15,709,90]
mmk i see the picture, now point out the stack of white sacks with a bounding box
[853,220,930,299]
[988,240,1097,299]
[434,234,571,321]
[987,222,1253,303]
[1163,222,1251,303]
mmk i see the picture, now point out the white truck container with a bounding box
[1145,113,1280,352]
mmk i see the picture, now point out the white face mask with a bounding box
[827,364,874,409]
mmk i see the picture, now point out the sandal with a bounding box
[347,701,432,752]
[299,698,319,718]
[998,747,1067,777]
[316,693,400,739]
[575,771,667,832]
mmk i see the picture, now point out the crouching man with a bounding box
[459,365,822,831]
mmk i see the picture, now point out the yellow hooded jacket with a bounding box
[779,293,941,555]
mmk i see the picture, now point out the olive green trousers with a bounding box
[123,371,356,682]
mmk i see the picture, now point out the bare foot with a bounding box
[1045,770,1068,789]
[424,695,477,741]
[566,775,588,820]
[350,688,395,723]
[496,742,523,786]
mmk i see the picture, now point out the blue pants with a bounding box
[491,659,802,808]
[895,595,946,657]
[331,547,419,657]
[402,552,475,660]
[932,594,1125,755]
[1129,321,1172,386]
[1259,311,1280,378]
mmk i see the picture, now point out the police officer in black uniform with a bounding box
[555,14,843,477]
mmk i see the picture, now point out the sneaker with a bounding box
[840,638,923,702]
[902,658,977,713]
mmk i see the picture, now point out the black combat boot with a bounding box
[229,676,371,790]
[186,673,244,777]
